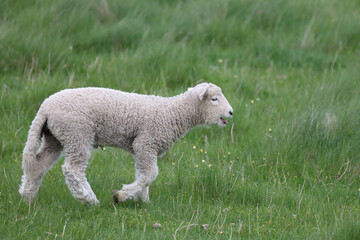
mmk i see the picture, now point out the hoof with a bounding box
[86,198,100,206]
[113,194,119,203]
[113,190,129,203]
[76,195,99,205]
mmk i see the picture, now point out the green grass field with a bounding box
[1,0,360,239]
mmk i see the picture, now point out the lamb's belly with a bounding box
[156,141,175,158]
[95,134,135,153]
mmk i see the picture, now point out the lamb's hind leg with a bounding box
[114,149,158,203]
[19,133,63,201]
[62,143,99,205]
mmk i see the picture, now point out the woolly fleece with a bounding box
[19,83,233,205]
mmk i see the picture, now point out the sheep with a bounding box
[19,82,233,205]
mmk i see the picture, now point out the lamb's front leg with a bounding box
[113,149,158,203]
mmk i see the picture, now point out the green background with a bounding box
[1,0,360,239]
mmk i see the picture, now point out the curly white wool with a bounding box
[19,82,233,205]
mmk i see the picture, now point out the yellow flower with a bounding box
[269,128,272,133]
[202,160,205,164]
[193,146,196,150]
[208,164,212,168]
[227,152,231,155]
[195,164,199,168]
[218,59,223,63]
[200,148,204,153]
[172,162,175,167]
[250,100,255,104]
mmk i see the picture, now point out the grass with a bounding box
[1,0,360,239]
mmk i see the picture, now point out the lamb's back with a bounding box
[40,88,167,146]
[42,87,162,118]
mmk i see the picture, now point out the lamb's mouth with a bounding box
[220,117,228,125]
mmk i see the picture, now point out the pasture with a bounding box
[1,0,360,239]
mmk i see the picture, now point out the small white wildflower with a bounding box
[202,224,209,231]
[153,223,162,229]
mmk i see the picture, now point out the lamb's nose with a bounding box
[229,111,233,116]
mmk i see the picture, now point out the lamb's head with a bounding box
[189,83,233,127]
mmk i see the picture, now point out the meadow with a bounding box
[1,0,360,239]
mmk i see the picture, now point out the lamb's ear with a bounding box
[189,83,209,101]
[197,86,208,101]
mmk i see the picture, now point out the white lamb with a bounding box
[19,82,233,205]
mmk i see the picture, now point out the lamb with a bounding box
[19,82,233,205]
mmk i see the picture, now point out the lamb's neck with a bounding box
[167,93,203,137]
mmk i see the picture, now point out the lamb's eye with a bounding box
[211,97,218,102]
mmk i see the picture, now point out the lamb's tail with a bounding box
[22,113,47,170]
[19,112,47,200]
